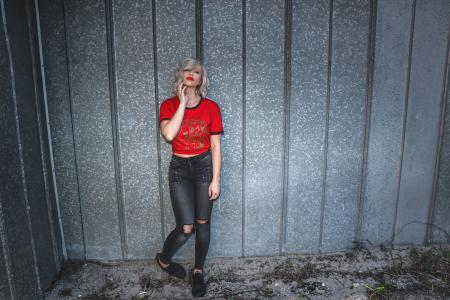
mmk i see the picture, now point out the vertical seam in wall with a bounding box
[356,0,377,245]
[241,0,246,257]
[33,0,67,262]
[0,5,14,274]
[319,0,333,254]
[0,10,15,300]
[62,0,87,260]
[392,0,416,246]
[195,0,203,61]
[426,23,450,245]
[0,8,14,298]
[105,0,127,259]
[280,0,292,256]
[0,4,15,276]
[27,0,60,270]
[2,0,42,294]
[152,0,166,245]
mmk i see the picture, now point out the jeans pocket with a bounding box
[169,164,184,183]
[195,154,212,183]
[170,157,183,169]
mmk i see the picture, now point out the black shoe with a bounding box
[191,270,207,297]
[155,253,186,279]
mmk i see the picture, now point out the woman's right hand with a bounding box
[177,82,187,104]
[161,83,186,141]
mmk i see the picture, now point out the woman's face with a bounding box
[182,65,202,87]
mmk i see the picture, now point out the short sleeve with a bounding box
[159,99,175,126]
[209,102,224,135]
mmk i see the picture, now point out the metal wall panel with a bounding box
[64,0,121,259]
[322,0,370,252]
[33,0,64,274]
[112,0,162,258]
[244,0,285,256]
[0,107,36,297]
[0,0,47,297]
[40,0,84,259]
[361,0,413,245]
[8,0,65,293]
[0,221,12,299]
[203,0,243,257]
[433,60,450,243]
[0,6,32,297]
[0,17,11,295]
[155,0,197,259]
[22,0,59,290]
[286,0,330,254]
[395,0,450,245]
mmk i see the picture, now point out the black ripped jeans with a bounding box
[159,149,214,270]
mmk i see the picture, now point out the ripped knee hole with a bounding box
[182,224,194,234]
[195,219,209,224]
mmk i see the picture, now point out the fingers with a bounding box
[178,83,185,94]
[208,183,220,200]
[177,83,187,102]
[209,189,220,200]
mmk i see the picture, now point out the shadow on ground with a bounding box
[44,243,449,299]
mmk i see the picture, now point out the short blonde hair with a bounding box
[172,57,208,98]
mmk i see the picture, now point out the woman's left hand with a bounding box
[208,179,220,200]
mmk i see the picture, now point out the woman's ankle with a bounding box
[158,258,170,268]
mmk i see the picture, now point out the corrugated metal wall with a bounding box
[434,35,450,243]
[37,0,450,262]
[0,0,64,298]
[1,0,449,298]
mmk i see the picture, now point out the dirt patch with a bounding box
[363,246,449,299]
[43,243,449,299]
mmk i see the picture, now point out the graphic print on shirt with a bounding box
[178,119,209,150]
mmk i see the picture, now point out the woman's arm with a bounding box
[160,103,186,141]
[160,84,187,141]
[209,134,222,200]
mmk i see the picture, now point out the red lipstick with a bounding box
[186,76,194,81]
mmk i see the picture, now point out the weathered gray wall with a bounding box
[433,35,450,244]
[0,0,64,299]
[38,0,450,262]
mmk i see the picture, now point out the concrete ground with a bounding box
[44,244,449,299]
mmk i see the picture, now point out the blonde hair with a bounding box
[172,57,208,98]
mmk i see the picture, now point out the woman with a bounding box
[155,57,223,297]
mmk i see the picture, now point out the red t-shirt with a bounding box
[159,95,224,155]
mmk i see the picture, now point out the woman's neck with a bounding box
[185,87,201,105]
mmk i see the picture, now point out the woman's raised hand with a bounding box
[177,82,187,104]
